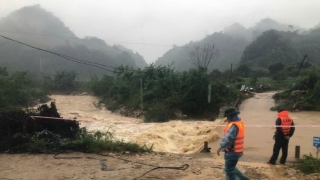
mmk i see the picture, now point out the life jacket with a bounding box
[278,111,293,135]
[223,120,245,153]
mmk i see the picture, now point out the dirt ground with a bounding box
[1,151,319,180]
[1,92,320,180]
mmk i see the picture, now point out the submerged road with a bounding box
[198,92,320,163]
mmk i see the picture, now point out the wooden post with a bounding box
[295,146,300,158]
[204,141,208,150]
[200,141,211,153]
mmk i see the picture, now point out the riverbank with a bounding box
[1,152,320,180]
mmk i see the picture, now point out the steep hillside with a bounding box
[155,18,306,72]
[240,30,299,67]
[0,5,148,78]
[113,44,149,68]
[154,32,249,72]
[240,28,320,70]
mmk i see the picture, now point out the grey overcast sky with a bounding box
[1,0,320,63]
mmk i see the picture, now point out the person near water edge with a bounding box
[268,109,295,165]
[216,107,250,180]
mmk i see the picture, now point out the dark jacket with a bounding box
[275,117,295,138]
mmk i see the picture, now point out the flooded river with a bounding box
[46,93,320,162]
[46,95,223,154]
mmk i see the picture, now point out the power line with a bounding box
[0,34,116,68]
[0,30,244,53]
[0,29,173,47]
[0,30,78,40]
[0,34,116,72]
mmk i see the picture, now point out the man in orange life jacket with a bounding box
[217,107,249,180]
[268,109,295,165]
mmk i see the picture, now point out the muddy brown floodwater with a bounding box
[39,95,224,154]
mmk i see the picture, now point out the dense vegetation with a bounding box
[240,30,299,68]
[91,65,242,122]
[0,65,99,112]
[0,67,49,111]
[272,67,320,111]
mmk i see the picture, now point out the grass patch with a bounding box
[65,128,153,153]
[295,154,320,174]
[2,127,153,154]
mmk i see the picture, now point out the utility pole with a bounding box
[140,78,143,111]
[296,55,308,78]
[208,83,211,103]
[292,55,307,88]
[230,63,233,80]
[40,58,43,74]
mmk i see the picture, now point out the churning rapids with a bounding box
[41,92,320,159]
[42,95,223,154]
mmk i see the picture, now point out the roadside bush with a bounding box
[0,67,50,111]
[295,154,320,174]
[65,127,153,153]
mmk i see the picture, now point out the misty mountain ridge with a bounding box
[155,17,319,72]
[0,4,148,78]
[224,18,306,41]
[0,4,76,38]
[113,44,148,67]
[1,5,319,76]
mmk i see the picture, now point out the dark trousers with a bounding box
[269,136,289,164]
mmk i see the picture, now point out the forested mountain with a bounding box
[240,30,299,68]
[154,33,249,72]
[240,28,320,69]
[155,18,309,72]
[0,5,148,78]
[155,32,249,71]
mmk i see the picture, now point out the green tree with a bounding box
[0,67,49,111]
[53,71,78,91]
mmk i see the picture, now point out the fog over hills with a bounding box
[0,4,319,77]
[0,5,148,78]
[155,17,316,72]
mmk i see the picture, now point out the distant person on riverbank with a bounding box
[216,107,249,180]
[268,109,295,165]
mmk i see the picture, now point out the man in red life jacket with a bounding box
[268,109,295,165]
[217,107,249,180]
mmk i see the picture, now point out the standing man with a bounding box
[217,107,249,180]
[268,109,295,165]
